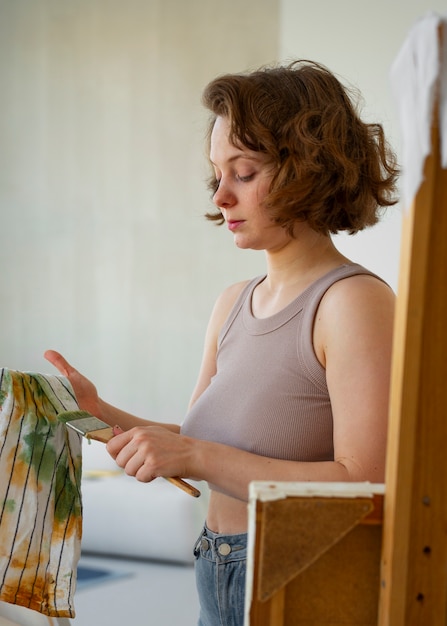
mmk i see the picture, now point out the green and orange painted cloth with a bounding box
[0,368,82,618]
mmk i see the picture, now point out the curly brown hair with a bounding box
[202,60,399,235]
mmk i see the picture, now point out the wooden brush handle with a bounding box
[164,477,201,498]
[163,476,200,498]
[86,428,115,443]
[88,428,201,498]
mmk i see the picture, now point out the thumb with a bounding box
[112,425,124,436]
[44,350,74,378]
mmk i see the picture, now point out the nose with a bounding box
[213,180,236,210]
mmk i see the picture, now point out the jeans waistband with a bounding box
[194,524,247,562]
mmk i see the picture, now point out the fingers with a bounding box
[108,431,151,479]
[106,428,160,483]
[106,428,132,460]
[44,350,74,377]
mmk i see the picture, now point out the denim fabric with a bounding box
[193,525,248,626]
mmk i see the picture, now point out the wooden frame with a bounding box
[245,482,384,626]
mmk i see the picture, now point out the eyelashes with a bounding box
[207,173,255,195]
[237,174,255,183]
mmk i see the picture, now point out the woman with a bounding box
[46,60,398,626]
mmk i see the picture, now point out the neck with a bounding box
[263,231,348,291]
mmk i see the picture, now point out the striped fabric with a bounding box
[0,369,82,618]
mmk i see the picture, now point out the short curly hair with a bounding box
[202,60,399,235]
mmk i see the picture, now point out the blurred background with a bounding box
[1,0,444,430]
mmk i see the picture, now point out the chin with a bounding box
[233,235,262,250]
[235,241,256,250]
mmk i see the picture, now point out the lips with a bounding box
[227,220,245,231]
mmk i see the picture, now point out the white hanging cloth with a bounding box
[0,370,82,618]
[390,12,447,210]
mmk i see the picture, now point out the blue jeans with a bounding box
[193,525,248,626]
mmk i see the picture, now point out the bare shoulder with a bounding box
[315,273,395,366]
[320,272,395,315]
[210,279,252,329]
[217,279,252,307]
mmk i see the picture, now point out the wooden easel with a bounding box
[378,50,447,626]
[245,20,447,626]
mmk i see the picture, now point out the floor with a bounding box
[73,553,200,626]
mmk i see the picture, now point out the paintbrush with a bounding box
[58,410,200,498]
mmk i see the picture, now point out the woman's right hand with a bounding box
[44,349,101,417]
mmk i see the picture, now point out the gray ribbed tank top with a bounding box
[181,264,379,489]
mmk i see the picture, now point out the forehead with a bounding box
[209,116,265,166]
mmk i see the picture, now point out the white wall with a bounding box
[0,0,444,430]
[0,0,278,421]
[280,0,446,289]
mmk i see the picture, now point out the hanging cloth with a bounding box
[390,11,447,210]
[0,369,82,618]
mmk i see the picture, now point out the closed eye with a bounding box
[206,172,254,195]
[237,174,255,183]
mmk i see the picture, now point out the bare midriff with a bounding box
[205,490,249,535]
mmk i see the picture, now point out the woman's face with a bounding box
[210,116,291,251]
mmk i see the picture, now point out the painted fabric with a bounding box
[0,369,82,618]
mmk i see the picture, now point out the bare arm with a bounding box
[97,399,180,433]
[317,274,394,484]
[44,350,180,433]
[107,275,394,499]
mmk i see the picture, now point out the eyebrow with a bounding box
[209,154,262,166]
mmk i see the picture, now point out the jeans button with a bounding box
[218,543,231,556]
[200,538,210,551]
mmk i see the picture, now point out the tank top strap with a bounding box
[298,263,385,390]
[301,263,383,325]
[218,276,266,347]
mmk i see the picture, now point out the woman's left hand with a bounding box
[106,425,193,483]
